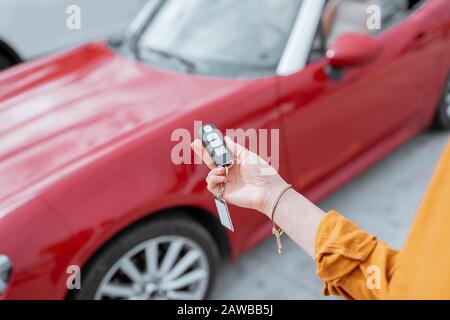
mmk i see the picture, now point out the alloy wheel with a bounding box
[94,236,210,300]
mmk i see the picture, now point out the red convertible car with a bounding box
[0,0,449,300]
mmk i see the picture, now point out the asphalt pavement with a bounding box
[212,130,450,299]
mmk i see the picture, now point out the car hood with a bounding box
[0,42,255,204]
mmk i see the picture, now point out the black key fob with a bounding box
[199,124,234,167]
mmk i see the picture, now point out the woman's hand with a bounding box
[193,135,325,258]
[191,136,289,217]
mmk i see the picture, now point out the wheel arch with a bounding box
[65,205,230,299]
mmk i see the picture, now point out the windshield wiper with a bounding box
[138,46,197,73]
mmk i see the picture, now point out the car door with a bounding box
[278,0,445,199]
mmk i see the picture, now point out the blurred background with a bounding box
[0,0,146,68]
[0,0,448,300]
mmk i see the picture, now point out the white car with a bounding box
[0,0,146,70]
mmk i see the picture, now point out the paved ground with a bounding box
[211,130,450,300]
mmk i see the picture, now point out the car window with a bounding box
[136,0,303,77]
[328,0,409,45]
[309,0,425,62]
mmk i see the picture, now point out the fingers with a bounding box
[192,137,247,168]
[191,139,227,195]
[224,136,247,161]
[206,166,225,181]
[207,176,227,194]
[191,139,215,169]
[206,167,226,194]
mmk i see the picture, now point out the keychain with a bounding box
[213,165,234,231]
[199,124,235,232]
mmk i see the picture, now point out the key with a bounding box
[199,124,235,232]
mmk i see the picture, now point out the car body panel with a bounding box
[0,196,78,299]
[280,0,449,193]
[0,42,283,299]
[0,43,268,204]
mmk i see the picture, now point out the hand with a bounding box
[191,136,290,218]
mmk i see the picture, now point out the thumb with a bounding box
[224,136,246,161]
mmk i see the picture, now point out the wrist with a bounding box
[260,180,291,218]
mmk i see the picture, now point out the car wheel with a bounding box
[72,215,219,300]
[433,73,450,130]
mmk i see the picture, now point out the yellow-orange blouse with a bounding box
[315,140,450,299]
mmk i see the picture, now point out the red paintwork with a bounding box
[326,33,382,67]
[0,1,449,299]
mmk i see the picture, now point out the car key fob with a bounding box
[199,124,234,167]
[199,124,234,232]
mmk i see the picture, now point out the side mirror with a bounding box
[326,33,382,69]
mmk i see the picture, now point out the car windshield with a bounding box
[133,0,303,78]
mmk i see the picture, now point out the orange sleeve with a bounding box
[315,211,399,300]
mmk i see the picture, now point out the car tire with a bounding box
[71,214,219,300]
[432,73,450,130]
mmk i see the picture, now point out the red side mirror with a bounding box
[326,33,382,69]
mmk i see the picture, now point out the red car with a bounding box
[0,0,449,300]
